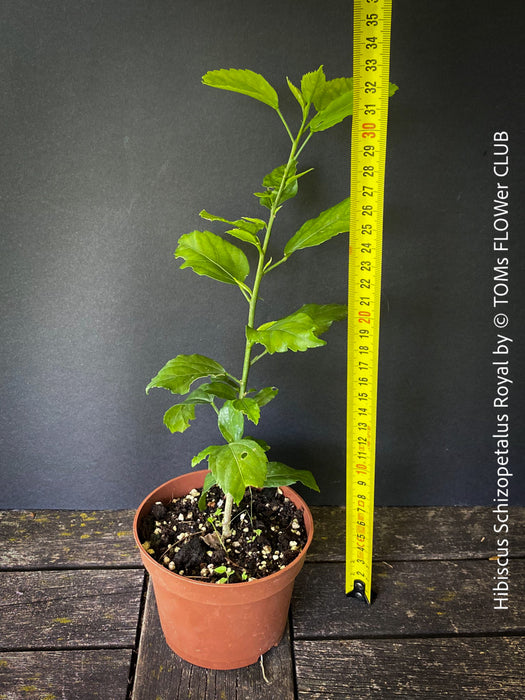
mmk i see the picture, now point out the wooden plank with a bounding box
[292,560,525,638]
[309,506,525,561]
[0,649,132,700]
[2,506,523,569]
[0,569,144,649]
[0,509,140,570]
[131,582,295,700]
[294,637,525,699]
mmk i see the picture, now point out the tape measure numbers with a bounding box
[346,0,392,602]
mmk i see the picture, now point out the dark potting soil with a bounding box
[139,486,308,584]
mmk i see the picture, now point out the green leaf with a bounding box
[161,380,240,434]
[264,462,320,492]
[162,379,241,433]
[146,354,227,395]
[287,77,305,107]
[182,384,219,405]
[284,198,350,257]
[310,79,398,131]
[251,386,279,407]
[199,210,265,233]
[202,68,279,110]
[199,210,264,247]
[192,444,222,469]
[218,401,244,442]
[231,397,260,425]
[300,66,326,104]
[204,381,239,400]
[297,303,348,334]
[224,229,259,247]
[247,303,346,355]
[247,436,271,452]
[243,217,268,229]
[175,230,250,286]
[262,161,294,190]
[253,191,274,210]
[389,82,399,97]
[163,403,196,434]
[247,312,325,354]
[196,439,268,504]
[198,472,217,510]
[255,161,298,209]
[309,91,354,132]
[313,76,353,111]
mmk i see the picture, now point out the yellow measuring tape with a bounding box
[346,0,392,602]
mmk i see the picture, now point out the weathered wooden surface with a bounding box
[0,650,132,700]
[131,584,295,700]
[0,509,138,569]
[1,506,523,699]
[309,505,525,561]
[294,637,525,699]
[292,559,525,638]
[3,506,523,568]
[0,568,144,649]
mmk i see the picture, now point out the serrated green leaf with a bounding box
[204,381,239,400]
[262,161,295,189]
[202,68,279,110]
[247,313,325,354]
[160,379,242,435]
[231,397,260,425]
[287,77,305,107]
[224,228,260,246]
[218,400,244,442]
[163,404,196,434]
[175,230,250,286]
[313,76,353,111]
[264,462,320,492]
[199,210,263,247]
[256,161,298,209]
[215,440,268,504]
[198,210,261,232]
[246,436,271,452]
[243,217,267,229]
[309,91,354,132]
[301,66,326,104]
[389,82,399,96]
[284,198,350,257]
[251,386,279,407]
[192,443,222,468]
[247,303,346,355]
[146,354,227,395]
[201,439,268,504]
[310,79,397,131]
[182,380,239,404]
[297,303,347,334]
[253,191,274,210]
[182,384,219,405]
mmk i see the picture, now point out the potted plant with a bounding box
[133,66,392,670]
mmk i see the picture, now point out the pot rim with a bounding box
[133,469,314,590]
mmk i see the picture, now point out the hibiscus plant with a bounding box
[146,66,375,537]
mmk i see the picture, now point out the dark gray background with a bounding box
[1,0,524,508]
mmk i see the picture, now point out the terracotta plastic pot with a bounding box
[133,469,314,669]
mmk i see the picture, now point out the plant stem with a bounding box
[239,116,309,397]
[221,111,311,538]
[223,493,234,538]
